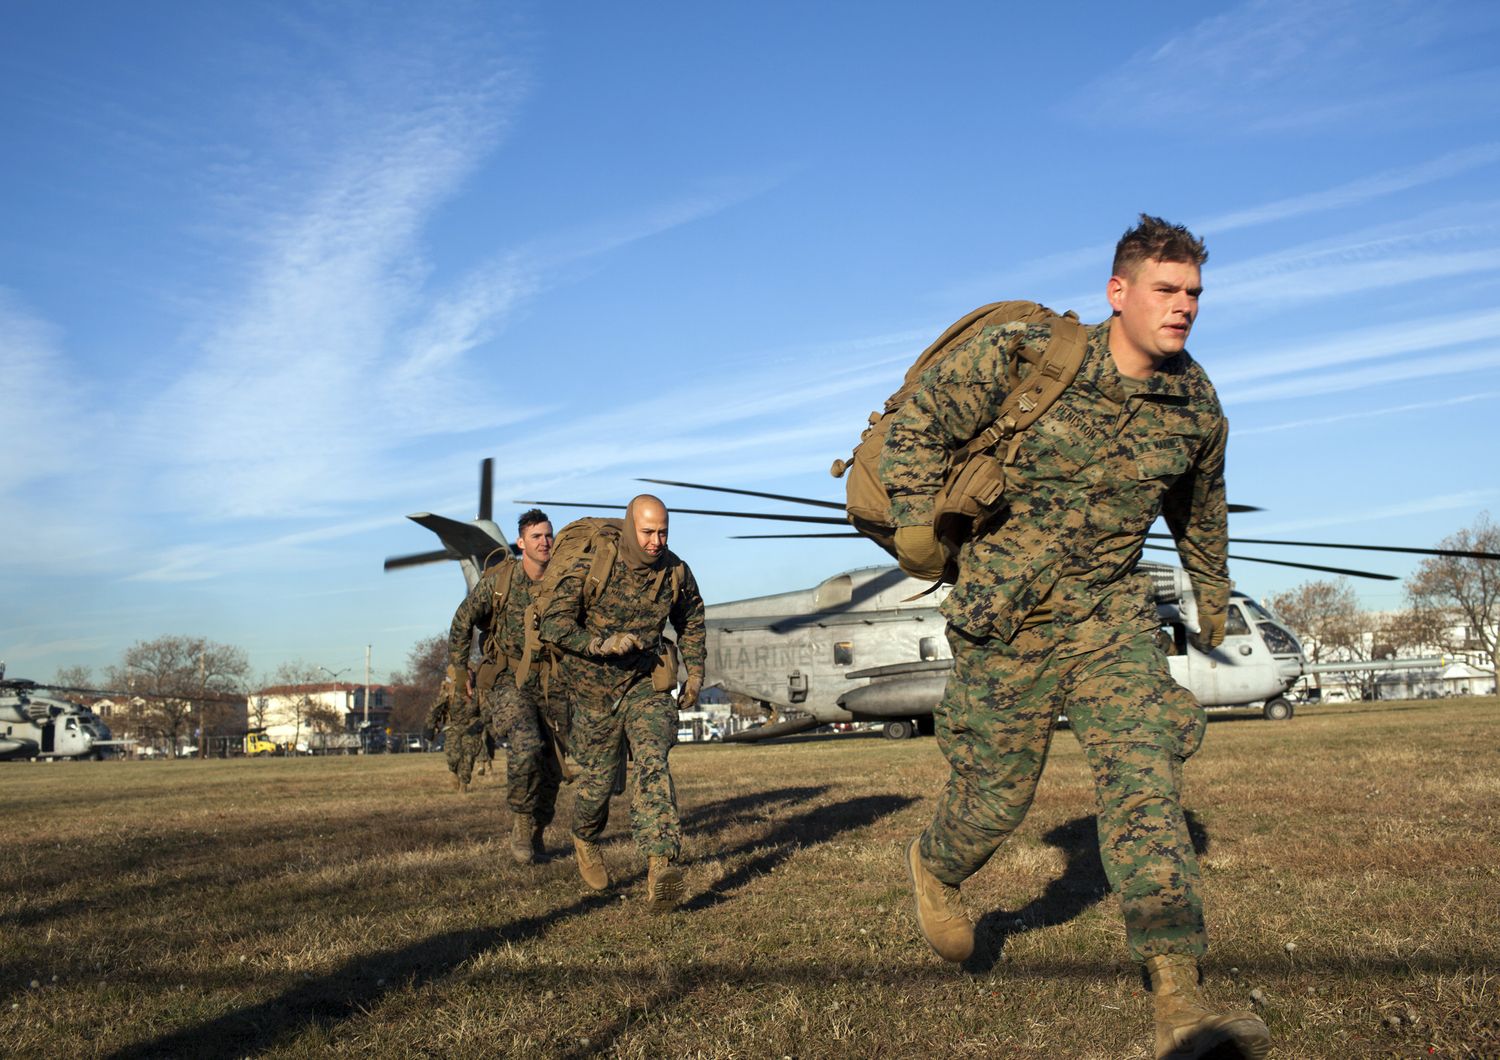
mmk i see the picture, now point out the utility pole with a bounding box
[364,645,371,728]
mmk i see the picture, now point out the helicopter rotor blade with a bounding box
[514,501,848,526]
[1146,533,1499,562]
[637,478,847,512]
[730,532,864,539]
[383,549,452,571]
[644,478,1264,515]
[479,457,494,522]
[1143,543,1397,581]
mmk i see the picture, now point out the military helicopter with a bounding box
[384,463,1492,739]
[513,478,1492,739]
[0,664,125,761]
[382,458,516,590]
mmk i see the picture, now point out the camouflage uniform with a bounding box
[883,318,1228,962]
[539,550,705,859]
[448,561,562,817]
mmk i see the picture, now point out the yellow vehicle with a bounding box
[243,732,277,756]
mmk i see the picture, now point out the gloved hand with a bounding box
[1191,611,1226,653]
[894,524,947,581]
[586,632,646,656]
[679,671,703,711]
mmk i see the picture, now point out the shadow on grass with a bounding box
[964,810,1210,974]
[682,792,916,913]
[104,785,883,1059]
[558,791,916,1058]
[681,784,830,834]
[105,887,625,1060]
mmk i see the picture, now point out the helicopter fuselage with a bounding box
[706,563,1305,734]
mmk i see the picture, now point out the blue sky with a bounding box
[4,0,1499,684]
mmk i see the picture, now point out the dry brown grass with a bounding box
[3,698,1497,1057]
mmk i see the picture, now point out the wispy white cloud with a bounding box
[1065,0,1492,133]
[1233,390,1500,437]
[1226,347,1500,404]
[950,146,1500,305]
[1060,211,1500,320]
[1214,306,1500,385]
[0,290,86,493]
[1199,144,1500,234]
[1249,490,1497,536]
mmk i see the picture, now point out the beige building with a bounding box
[247,682,391,747]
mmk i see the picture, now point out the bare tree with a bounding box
[268,661,338,748]
[387,636,447,733]
[1406,512,1500,688]
[106,636,251,756]
[1268,579,1361,670]
[1268,578,1415,698]
[52,664,93,689]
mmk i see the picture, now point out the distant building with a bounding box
[247,682,392,747]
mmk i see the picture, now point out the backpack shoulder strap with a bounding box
[582,532,618,608]
[949,313,1090,467]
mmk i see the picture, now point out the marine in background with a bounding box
[447,509,562,864]
[538,495,705,912]
[885,216,1269,1060]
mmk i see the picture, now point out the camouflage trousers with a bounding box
[569,677,680,859]
[444,690,486,787]
[484,681,562,827]
[920,624,1208,961]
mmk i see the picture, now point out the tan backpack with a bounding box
[830,300,1089,568]
[516,517,683,693]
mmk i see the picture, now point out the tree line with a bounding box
[50,635,450,755]
[1268,513,1498,695]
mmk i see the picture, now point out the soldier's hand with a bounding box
[586,632,645,656]
[1191,611,1226,653]
[679,672,703,711]
[894,524,947,581]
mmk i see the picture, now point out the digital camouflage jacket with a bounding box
[882,318,1229,648]
[447,560,538,676]
[538,550,707,702]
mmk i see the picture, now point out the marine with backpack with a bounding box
[530,497,706,912]
[445,509,564,864]
[875,215,1267,1060]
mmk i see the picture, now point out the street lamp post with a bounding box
[318,666,351,725]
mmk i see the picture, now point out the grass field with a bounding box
[3,698,1498,1058]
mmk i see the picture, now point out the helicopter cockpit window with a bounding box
[1241,598,1276,623]
[833,641,854,666]
[1225,605,1250,637]
[1258,623,1300,655]
[65,717,79,732]
[919,636,940,661]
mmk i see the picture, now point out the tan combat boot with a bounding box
[645,855,684,913]
[509,814,535,865]
[1145,954,1271,1060]
[906,837,973,962]
[573,836,611,891]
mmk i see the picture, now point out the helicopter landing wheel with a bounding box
[1263,697,1294,721]
[883,719,915,740]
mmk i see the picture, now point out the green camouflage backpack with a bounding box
[830,300,1089,569]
